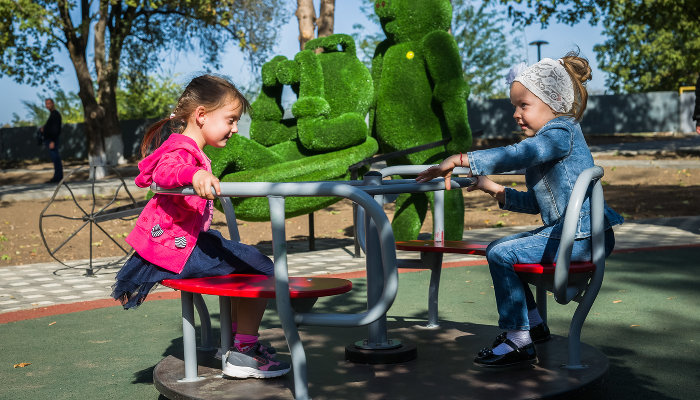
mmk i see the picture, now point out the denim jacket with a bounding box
[467,117,623,239]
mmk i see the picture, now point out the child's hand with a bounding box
[467,176,505,203]
[416,154,465,190]
[192,170,221,200]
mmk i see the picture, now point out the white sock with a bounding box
[528,308,543,327]
[492,330,532,355]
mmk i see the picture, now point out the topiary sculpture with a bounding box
[206,34,377,221]
[371,0,472,241]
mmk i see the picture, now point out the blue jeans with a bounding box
[485,228,615,331]
[45,139,63,181]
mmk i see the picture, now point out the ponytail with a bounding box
[560,50,592,121]
[140,118,170,158]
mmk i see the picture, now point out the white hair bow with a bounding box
[506,62,528,87]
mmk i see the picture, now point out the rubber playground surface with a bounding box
[2,247,699,400]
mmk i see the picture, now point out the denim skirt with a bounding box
[112,229,273,309]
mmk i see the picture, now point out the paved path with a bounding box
[2,215,699,314]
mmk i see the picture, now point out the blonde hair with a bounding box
[140,74,251,157]
[559,51,592,121]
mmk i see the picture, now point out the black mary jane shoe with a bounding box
[490,323,551,348]
[474,338,538,369]
[529,323,551,343]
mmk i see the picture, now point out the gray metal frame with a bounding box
[356,166,474,328]
[548,165,607,368]
[153,176,474,399]
[366,165,607,368]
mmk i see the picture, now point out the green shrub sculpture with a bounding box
[206,34,377,221]
[371,0,472,241]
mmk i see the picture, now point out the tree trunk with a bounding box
[317,0,335,38]
[59,0,123,178]
[95,1,126,167]
[296,0,316,50]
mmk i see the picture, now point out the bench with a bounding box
[152,182,400,400]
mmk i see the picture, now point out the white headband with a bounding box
[511,58,574,114]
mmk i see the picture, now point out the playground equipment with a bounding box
[38,166,146,275]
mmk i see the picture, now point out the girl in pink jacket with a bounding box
[112,74,290,379]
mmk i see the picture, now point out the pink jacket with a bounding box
[126,134,213,273]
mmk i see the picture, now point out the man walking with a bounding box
[694,76,700,135]
[40,98,63,183]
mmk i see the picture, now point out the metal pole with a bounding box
[529,40,549,62]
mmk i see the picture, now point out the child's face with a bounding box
[200,98,243,148]
[510,82,556,137]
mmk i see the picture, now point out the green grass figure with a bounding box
[371,0,473,241]
[206,34,377,221]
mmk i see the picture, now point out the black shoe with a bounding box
[529,323,551,343]
[474,338,538,369]
[490,323,551,348]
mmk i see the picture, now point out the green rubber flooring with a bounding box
[2,248,699,399]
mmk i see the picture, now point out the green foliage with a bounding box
[594,0,700,91]
[10,89,83,126]
[494,0,700,92]
[0,0,289,153]
[116,72,181,120]
[8,74,182,127]
[0,1,289,87]
[452,0,525,98]
[351,1,384,67]
[0,1,63,87]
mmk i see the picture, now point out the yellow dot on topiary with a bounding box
[406,51,414,60]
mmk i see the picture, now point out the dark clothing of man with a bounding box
[43,108,63,182]
[44,109,62,142]
[694,76,700,125]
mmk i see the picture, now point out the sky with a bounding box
[0,2,607,126]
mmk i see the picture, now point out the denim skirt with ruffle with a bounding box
[111,229,273,309]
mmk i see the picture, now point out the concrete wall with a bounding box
[468,91,693,138]
[0,115,252,162]
[0,119,156,162]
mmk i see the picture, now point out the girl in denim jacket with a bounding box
[112,75,290,379]
[417,53,623,368]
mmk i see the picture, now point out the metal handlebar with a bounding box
[553,166,605,304]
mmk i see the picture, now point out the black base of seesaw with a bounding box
[153,321,608,400]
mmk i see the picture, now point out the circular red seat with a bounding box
[162,274,352,299]
[395,240,487,256]
[513,262,595,275]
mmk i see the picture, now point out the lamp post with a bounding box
[529,40,549,62]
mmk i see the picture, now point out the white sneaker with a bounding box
[222,344,291,379]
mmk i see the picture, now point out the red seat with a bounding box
[395,240,487,256]
[162,274,352,299]
[513,261,595,275]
